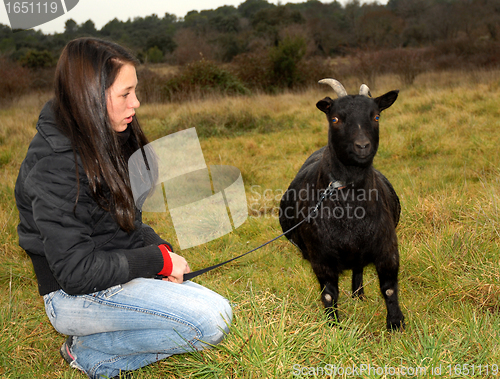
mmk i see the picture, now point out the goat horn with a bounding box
[318,78,348,98]
[359,84,372,97]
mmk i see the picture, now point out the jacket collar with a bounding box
[36,100,73,153]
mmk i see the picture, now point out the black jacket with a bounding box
[15,101,169,296]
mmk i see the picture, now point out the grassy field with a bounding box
[1,70,500,378]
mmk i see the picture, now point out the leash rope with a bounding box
[178,180,347,281]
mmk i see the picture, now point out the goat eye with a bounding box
[331,117,340,124]
[374,115,380,122]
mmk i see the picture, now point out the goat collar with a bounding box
[330,180,348,191]
[309,180,349,220]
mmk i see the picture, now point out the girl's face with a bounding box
[106,63,140,132]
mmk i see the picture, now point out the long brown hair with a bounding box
[53,37,149,232]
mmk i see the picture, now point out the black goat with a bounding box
[279,79,404,331]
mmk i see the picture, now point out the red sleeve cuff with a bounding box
[158,244,173,276]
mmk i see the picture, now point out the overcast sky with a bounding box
[1,0,387,34]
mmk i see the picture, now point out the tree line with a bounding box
[2,0,500,65]
[1,0,500,104]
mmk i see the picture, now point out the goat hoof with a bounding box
[352,291,365,300]
[325,309,341,328]
[328,321,342,328]
[386,316,405,332]
[327,317,342,328]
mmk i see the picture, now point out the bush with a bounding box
[231,43,330,92]
[0,57,31,107]
[349,49,388,88]
[383,48,430,86]
[137,68,169,103]
[432,38,500,70]
[31,67,55,91]
[347,48,431,87]
[230,50,273,91]
[145,46,164,64]
[20,50,55,69]
[162,59,250,102]
[18,50,56,93]
[295,57,333,88]
[268,36,307,89]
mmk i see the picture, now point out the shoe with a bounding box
[61,336,132,379]
[60,336,87,375]
[60,336,77,365]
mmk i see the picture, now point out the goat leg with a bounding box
[375,258,405,331]
[351,268,365,299]
[319,277,340,326]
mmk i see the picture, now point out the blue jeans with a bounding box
[43,278,232,378]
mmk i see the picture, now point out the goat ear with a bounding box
[374,90,399,112]
[316,97,334,114]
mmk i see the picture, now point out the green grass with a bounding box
[1,70,500,378]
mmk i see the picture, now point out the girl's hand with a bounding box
[163,252,190,283]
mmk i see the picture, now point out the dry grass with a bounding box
[1,70,500,378]
[145,64,181,77]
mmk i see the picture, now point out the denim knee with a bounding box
[198,294,232,346]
